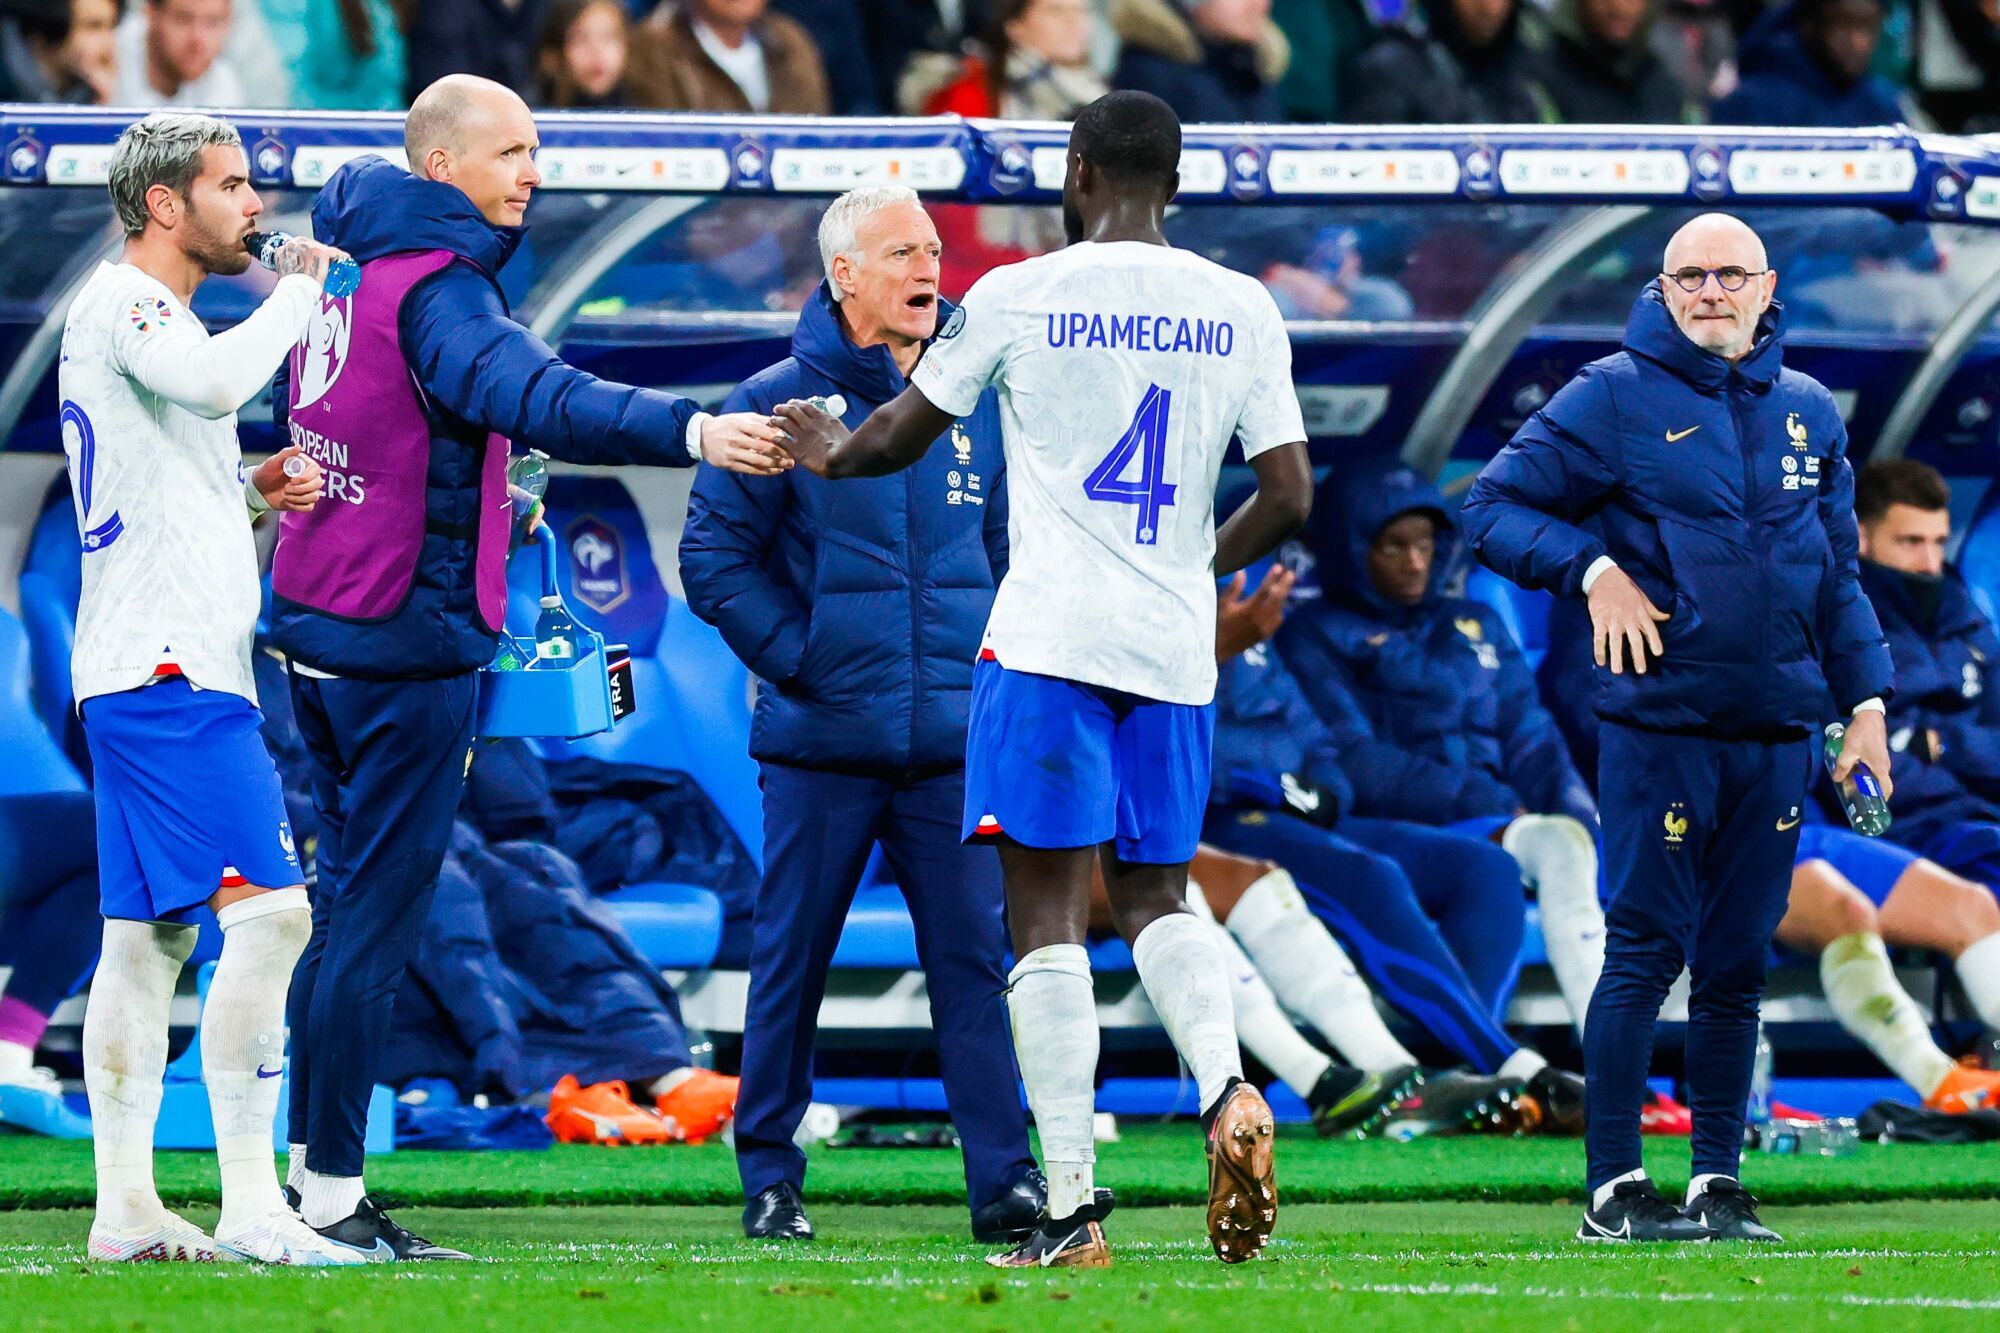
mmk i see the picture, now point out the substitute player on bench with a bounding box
[775,91,1313,1269]
[60,112,358,1266]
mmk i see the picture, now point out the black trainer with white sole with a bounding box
[314,1195,472,1262]
[1684,1178,1783,1242]
[1576,1179,1719,1243]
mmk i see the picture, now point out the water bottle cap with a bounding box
[540,595,561,608]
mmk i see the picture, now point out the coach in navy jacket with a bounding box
[1279,461,1597,828]
[680,189,1036,1244]
[1461,215,1893,1234]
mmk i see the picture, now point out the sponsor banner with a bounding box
[1727,148,1918,194]
[1030,146,1228,194]
[536,147,730,191]
[45,143,115,185]
[1267,149,1461,195]
[291,145,407,186]
[771,148,966,192]
[1499,148,1690,195]
[1297,385,1391,437]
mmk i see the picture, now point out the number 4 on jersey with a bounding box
[1083,384,1177,545]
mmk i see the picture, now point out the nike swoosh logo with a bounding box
[326,1236,396,1262]
[255,1064,282,1079]
[1776,815,1802,831]
[1584,1214,1632,1239]
[1666,426,1701,442]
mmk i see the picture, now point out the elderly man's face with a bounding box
[834,201,941,344]
[1661,216,1777,361]
[433,88,542,227]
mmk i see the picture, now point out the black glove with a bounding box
[1276,772,1340,828]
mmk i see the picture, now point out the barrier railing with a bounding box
[3,107,1998,220]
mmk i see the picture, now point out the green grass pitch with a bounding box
[4,1128,1997,1329]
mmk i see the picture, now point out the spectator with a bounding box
[0,0,84,100]
[1113,0,1291,122]
[1543,0,1698,121]
[111,0,247,104]
[63,0,121,101]
[1344,0,1558,122]
[405,0,548,104]
[901,0,1107,117]
[1651,0,1738,104]
[536,0,659,106]
[1257,223,1415,321]
[1711,0,1904,126]
[865,0,984,116]
[771,0,879,113]
[1268,0,1374,121]
[264,0,405,109]
[639,0,831,113]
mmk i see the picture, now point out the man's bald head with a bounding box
[404,74,542,227]
[1658,212,1777,362]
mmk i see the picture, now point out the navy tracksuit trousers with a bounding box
[287,670,479,1177]
[1586,720,1814,1191]
[735,762,1034,1214]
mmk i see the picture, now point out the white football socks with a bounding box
[0,1040,33,1083]
[1209,919,1332,1098]
[206,890,311,1231]
[1594,1168,1647,1211]
[1955,932,2000,1032]
[1130,911,1242,1114]
[1006,944,1098,1220]
[1820,931,1955,1100]
[1222,868,1418,1072]
[1504,815,1605,1037]
[84,918,196,1231]
[299,1170,367,1228]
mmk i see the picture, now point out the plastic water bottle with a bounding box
[803,394,847,418]
[506,449,549,551]
[1747,1026,1773,1124]
[1754,1117,1859,1157]
[1825,722,1893,836]
[244,230,360,299]
[534,595,578,665]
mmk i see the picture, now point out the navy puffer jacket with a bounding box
[680,284,1006,774]
[1461,285,1893,738]
[1278,461,1597,825]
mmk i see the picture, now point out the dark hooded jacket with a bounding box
[271,157,701,679]
[1461,284,1894,738]
[1841,560,2000,847]
[1542,0,1695,123]
[1710,1,1904,127]
[1343,0,1557,124]
[1277,462,1597,826]
[680,283,1006,774]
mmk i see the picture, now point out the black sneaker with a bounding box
[282,1185,301,1212]
[1684,1178,1783,1242]
[1524,1066,1587,1136]
[743,1182,814,1240]
[1384,1070,1534,1138]
[313,1194,471,1261]
[1308,1064,1423,1139]
[985,1201,1112,1270]
[1576,1179,1718,1243]
[970,1168,1116,1244]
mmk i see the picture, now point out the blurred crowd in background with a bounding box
[0,0,1994,134]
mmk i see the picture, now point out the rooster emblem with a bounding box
[1664,805,1689,845]
[1786,412,1809,451]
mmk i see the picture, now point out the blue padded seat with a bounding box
[831,884,919,968]
[602,882,723,970]
[1465,566,1553,673]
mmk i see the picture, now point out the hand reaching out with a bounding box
[252,445,323,513]
[700,412,792,475]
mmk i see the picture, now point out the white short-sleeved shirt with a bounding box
[58,261,316,708]
[912,241,1305,705]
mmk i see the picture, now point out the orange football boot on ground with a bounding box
[1926,1063,2000,1115]
[546,1075,677,1146]
[655,1069,740,1145]
[1641,1088,1692,1135]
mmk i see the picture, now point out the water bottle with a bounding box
[534,595,578,665]
[802,394,847,418]
[1825,722,1893,836]
[506,449,549,551]
[1754,1116,1859,1157]
[1747,1025,1773,1124]
[244,230,360,299]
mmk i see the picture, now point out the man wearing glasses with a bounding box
[1460,213,1895,1244]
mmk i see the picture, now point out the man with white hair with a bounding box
[59,111,358,1266]
[681,186,1041,1244]
[1463,212,1895,1244]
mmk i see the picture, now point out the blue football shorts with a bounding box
[82,678,302,924]
[1794,821,1917,907]
[962,653,1214,865]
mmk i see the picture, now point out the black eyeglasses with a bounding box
[1663,266,1768,293]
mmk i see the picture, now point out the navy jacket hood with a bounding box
[1310,460,1454,620]
[312,155,524,276]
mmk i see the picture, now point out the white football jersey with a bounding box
[58,261,317,707]
[912,241,1305,705]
